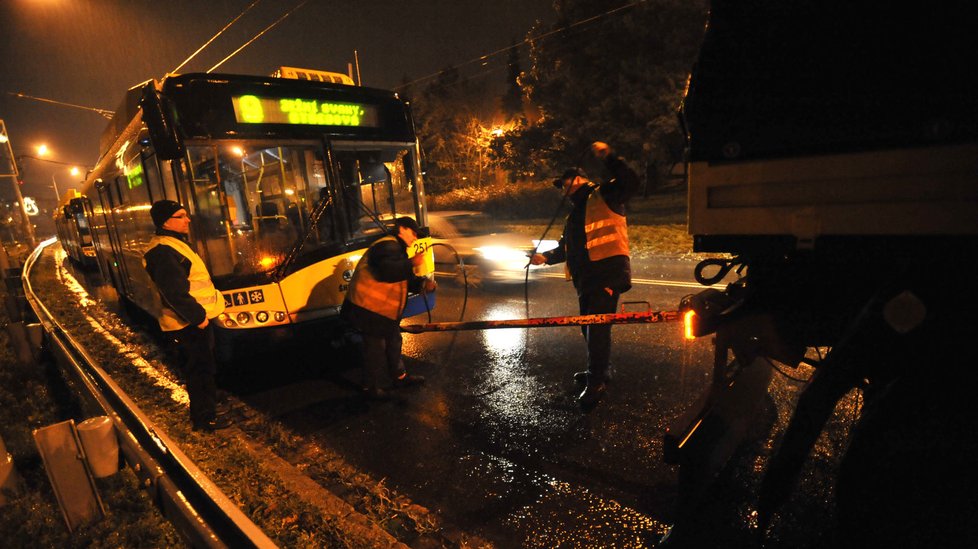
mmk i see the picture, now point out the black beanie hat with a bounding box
[150,200,185,228]
[553,167,587,189]
[394,216,420,234]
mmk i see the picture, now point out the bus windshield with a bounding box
[186,141,421,284]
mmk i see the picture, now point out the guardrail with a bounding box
[21,238,277,548]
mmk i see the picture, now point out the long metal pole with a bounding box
[51,173,61,202]
[401,309,681,334]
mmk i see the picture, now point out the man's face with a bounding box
[162,208,191,235]
[397,224,418,247]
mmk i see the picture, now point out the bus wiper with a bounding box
[272,194,333,281]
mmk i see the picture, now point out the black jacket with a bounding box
[143,229,208,327]
[341,235,426,335]
[543,153,639,295]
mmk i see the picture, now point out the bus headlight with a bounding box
[255,311,269,323]
[274,312,286,322]
[236,312,251,325]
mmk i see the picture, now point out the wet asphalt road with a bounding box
[219,257,803,547]
[66,253,838,547]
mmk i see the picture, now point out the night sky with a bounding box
[0,0,555,222]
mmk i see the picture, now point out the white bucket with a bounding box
[77,416,119,478]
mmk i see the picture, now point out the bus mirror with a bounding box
[140,84,184,161]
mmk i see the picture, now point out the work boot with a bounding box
[392,373,425,388]
[574,369,613,385]
[193,415,233,432]
[578,382,607,410]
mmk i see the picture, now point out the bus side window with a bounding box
[144,151,164,203]
[160,159,179,201]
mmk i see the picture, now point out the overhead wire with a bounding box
[6,92,114,119]
[395,0,648,92]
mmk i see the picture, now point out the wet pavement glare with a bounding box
[57,253,847,548]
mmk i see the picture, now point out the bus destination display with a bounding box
[231,94,379,127]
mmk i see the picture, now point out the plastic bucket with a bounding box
[76,416,119,478]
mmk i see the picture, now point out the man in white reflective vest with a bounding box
[143,200,230,432]
[530,142,640,410]
[342,216,437,400]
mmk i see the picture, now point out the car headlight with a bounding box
[475,246,528,262]
[533,239,559,253]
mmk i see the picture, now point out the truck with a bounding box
[666,2,977,546]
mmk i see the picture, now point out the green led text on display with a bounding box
[231,95,379,127]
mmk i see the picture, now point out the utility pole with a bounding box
[0,119,36,249]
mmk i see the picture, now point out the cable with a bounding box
[396,0,648,91]
[6,92,114,119]
[430,242,469,324]
[763,357,811,383]
[523,143,590,319]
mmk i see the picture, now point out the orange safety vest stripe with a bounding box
[347,237,408,320]
[584,190,629,261]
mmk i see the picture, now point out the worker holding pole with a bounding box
[530,141,640,410]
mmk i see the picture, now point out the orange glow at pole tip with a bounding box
[683,310,697,340]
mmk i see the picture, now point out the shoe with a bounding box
[392,373,425,388]
[574,370,612,385]
[578,382,607,410]
[193,416,233,432]
[364,387,393,401]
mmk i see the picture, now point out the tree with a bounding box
[501,45,524,121]
[500,0,708,185]
[409,67,500,192]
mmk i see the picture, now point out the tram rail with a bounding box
[21,238,276,549]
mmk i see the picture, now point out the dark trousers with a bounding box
[172,323,218,427]
[360,328,405,391]
[578,287,620,382]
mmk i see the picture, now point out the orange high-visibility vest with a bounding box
[584,189,630,261]
[346,237,408,320]
[145,235,225,331]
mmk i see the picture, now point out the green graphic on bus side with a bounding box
[231,95,379,127]
[126,162,144,189]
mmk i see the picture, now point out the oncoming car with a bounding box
[428,211,556,286]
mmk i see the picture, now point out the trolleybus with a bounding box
[72,70,435,354]
[53,189,99,269]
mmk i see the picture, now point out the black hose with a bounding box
[429,242,468,323]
